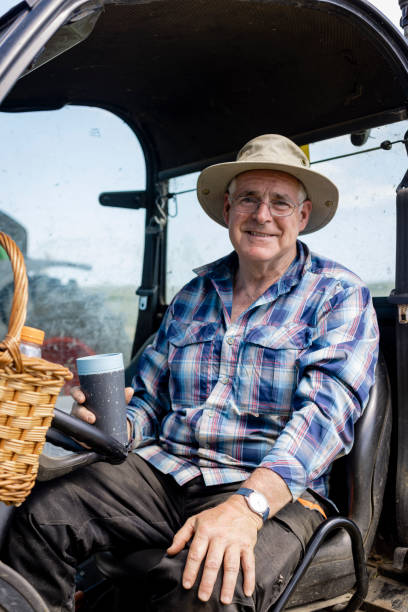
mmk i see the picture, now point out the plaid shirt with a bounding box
[127,241,379,500]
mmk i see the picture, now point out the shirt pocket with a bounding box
[167,320,219,404]
[235,323,311,416]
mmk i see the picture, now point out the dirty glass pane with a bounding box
[306,120,405,297]
[167,120,405,301]
[166,174,231,300]
[0,106,145,407]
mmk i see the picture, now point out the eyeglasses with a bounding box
[230,194,304,217]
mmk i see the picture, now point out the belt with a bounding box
[297,497,327,519]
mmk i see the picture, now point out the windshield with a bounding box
[0,105,146,407]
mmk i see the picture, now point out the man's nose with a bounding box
[252,200,273,223]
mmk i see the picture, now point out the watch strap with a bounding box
[236,487,253,496]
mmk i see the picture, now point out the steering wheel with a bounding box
[38,409,129,481]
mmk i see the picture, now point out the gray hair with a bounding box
[227,174,308,203]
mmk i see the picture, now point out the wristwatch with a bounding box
[235,487,269,522]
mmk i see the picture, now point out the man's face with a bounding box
[223,170,312,268]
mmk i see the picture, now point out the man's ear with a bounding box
[299,200,312,232]
[223,193,231,225]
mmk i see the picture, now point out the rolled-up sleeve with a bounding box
[259,284,379,500]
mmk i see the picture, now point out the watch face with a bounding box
[248,491,268,514]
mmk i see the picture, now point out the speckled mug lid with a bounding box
[76,353,124,375]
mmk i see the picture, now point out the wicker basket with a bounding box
[0,232,73,505]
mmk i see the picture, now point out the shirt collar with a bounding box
[193,251,238,283]
[193,240,311,300]
[279,240,311,292]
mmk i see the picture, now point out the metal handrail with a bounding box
[271,517,368,612]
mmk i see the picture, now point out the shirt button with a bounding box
[220,376,230,384]
[226,337,234,345]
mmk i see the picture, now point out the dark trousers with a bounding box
[3,454,324,612]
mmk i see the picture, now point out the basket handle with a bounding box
[0,232,28,372]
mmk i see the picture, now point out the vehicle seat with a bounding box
[95,353,392,609]
[284,351,391,607]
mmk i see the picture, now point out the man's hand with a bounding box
[166,495,262,605]
[70,386,134,440]
[166,469,291,605]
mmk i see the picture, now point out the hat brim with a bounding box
[197,161,338,234]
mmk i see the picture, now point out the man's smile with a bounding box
[245,230,278,238]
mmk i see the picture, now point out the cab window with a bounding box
[0,105,146,403]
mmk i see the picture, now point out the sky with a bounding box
[0,0,406,299]
[374,0,403,25]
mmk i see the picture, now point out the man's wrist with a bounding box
[126,417,134,447]
[227,494,264,530]
[241,467,292,517]
[234,487,270,523]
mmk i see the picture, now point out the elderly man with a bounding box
[4,134,378,611]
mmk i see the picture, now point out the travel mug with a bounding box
[76,353,128,446]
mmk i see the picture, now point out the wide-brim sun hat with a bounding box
[197,134,339,235]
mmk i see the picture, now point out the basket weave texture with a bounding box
[0,232,73,506]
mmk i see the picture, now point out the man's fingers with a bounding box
[70,386,85,404]
[168,501,259,604]
[219,546,241,604]
[240,548,256,598]
[182,532,209,590]
[197,540,224,602]
[125,387,134,404]
[71,404,96,424]
[167,519,195,556]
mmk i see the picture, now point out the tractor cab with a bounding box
[0,0,408,610]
